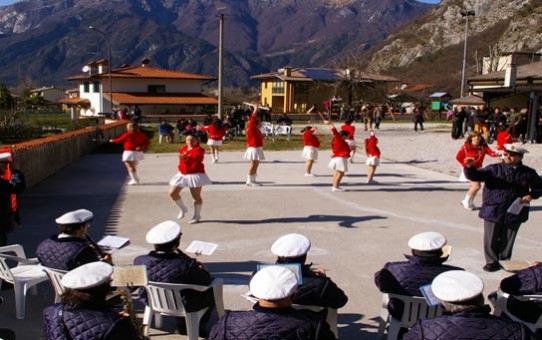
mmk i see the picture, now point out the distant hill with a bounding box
[0,0,432,88]
[351,0,542,96]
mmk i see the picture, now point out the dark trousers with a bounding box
[484,220,522,264]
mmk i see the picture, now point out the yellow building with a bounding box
[251,67,399,114]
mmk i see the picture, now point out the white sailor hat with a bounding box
[271,233,311,258]
[249,265,298,301]
[432,270,483,303]
[504,143,529,155]
[408,231,447,251]
[146,220,182,245]
[55,209,94,225]
[0,153,11,162]
[61,261,113,290]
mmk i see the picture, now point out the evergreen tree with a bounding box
[0,83,13,109]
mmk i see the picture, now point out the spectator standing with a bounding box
[475,104,491,139]
[0,152,25,246]
[464,143,542,272]
[158,119,175,144]
[131,105,142,123]
[412,107,425,132]
[109,123,150,185]
[451,106,467,139]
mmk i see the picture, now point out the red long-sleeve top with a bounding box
[111,131,150,151]
[331,128,351,158]
[246,112,263,147]
[340,124,355,140]
[200,125,226,141]
[496,131,514,151]
[178,145,205,174]
[456,143,496,168]
[365,135,381,157]
[303,129,320,148]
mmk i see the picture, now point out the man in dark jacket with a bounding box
[43,262,140,339]
[464,143,542,272]
[36,209,111,271]
[404,270,533,340]
[0,152,25,246]
[499,262,542,323]
[271,233,348,309]
[209,265,336,340]
[474,103,491,138]
[451,106,467,139]
[374,231,463,318]
[133,220,214,334]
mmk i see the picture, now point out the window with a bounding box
[148,85,166,93]
[83,82,89,93]
[92,82,100,93]
[272,80,284,94]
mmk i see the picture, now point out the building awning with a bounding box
[57,98,90,105]
[108,93,218,105]
[449,95,484,106]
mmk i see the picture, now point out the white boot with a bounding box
[468,195,476,210]
[189,204,202,224]
[128,172,139,185]
[174,199,188,219]
[461,195,474,211]
[246,175,261,187]
[214,151,219,162]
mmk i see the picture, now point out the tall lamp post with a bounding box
[217,14,225,120]
[88,26,113,114]
[460,10,475,98]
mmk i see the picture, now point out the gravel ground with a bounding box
[310,121,542,177]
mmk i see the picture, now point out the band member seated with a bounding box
[36,209,112,271]
[42,262,140,339]
[209,265,336,339]
[271,233,348,309]
[133,220,214,335]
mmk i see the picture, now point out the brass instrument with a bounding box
[118,286,148,340]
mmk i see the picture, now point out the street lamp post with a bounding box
[217,14,225,120]
[88,26,113,114]
[460,10,475,98]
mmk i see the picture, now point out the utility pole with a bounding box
[460,10,475,98]
[89,26,113,114]
[218,14,225,120]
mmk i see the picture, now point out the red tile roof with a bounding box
[67,66,216,81]
[57,98,90,105]
[109,92,218,105]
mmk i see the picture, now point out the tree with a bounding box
[0,83,13,109]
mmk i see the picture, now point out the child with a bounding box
[364,132,381,184]
[325,120,350,191]
[340,119,356,163]
[495,124,515,152]
[301,126,320,176]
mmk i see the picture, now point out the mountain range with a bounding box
[0,0,432,88]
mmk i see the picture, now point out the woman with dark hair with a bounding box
[244,104,265,186]
[43,262,140,339]
[169,133,212,224]
[456,131,497,210]
[109,122,150,185]
[340,118,357,163]
[200,117,227,163]
[325,120,351,192]
[301,126,320,176]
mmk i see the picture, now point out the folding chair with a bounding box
[0,244,49,319]
[292,304,338,338]
[260,122,274,137]
[274,125,292,141]
[142,278,225,339]
[377,293,442,339]
[42,267,67,303]
[494,288,542,334]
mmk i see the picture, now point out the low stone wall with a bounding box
[7,121,128,187]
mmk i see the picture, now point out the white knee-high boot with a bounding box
[174,199,188,219]
[189,204,202,224]
[461,194,474,211]
[128,172,139,185]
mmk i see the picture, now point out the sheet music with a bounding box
[112,265,148,287]
[499,260,537,272]
[420,284,442,306]
[507,197,528,215]
[97,235,130,249]
[185,241,218,256]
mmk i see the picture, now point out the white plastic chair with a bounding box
[494,288,542,333]
[142,278,225,339]
[0,244,49,319]
[274,125,292,141]
[292,304,338,338]
[260,122,274,137]
[42,267,67,303]
[377,293,442,339]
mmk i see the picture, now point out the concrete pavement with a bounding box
[3,140,542,339]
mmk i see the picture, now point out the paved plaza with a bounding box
[3,127,542,339]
